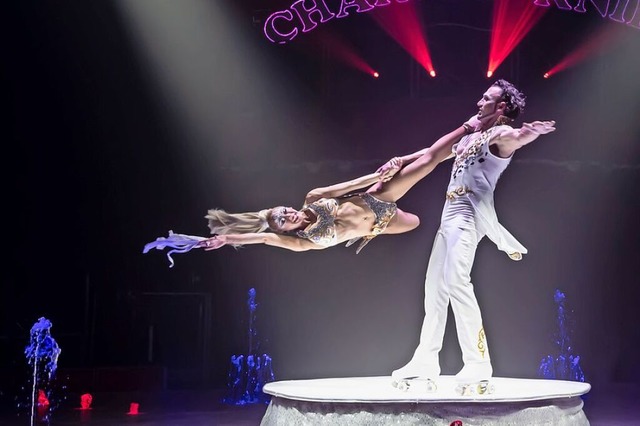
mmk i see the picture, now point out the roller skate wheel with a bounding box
[455,384,471,396]
[477,381,495,395]
[397,380,410,392]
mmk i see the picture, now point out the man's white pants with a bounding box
[410,211,491,371]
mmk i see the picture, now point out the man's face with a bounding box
[476,86,505,120]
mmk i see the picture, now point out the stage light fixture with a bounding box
[543,72,549,79]
[429,70,436,78]
[487,70,493,78]
[373,72,380,78]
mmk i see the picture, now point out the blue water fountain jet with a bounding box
[538,289,585,382]
[224,288,275,405]
[24,317,61,426]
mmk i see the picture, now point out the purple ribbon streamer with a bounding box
[143,230,206,268]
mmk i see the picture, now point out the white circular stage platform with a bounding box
[261,376,591,425]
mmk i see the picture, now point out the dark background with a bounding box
[3,0,639,394]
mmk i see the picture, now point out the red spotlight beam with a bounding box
[317,31,378,77]
[370,1,435,76]
[545,24,627,77]
[488,0,548,75]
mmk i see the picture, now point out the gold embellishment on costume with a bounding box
[508,252,522,261]
[451,127,496,178]
[296,198,338,247]
[478,328,486,358]
[446,186,473,200]
[344,193,397,254]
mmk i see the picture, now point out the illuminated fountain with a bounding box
[23,317,62,426]
[538,289,586,382]
[224,288,275,405]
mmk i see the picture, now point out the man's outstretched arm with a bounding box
[492,120,556,157]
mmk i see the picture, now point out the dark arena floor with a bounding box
[0,383,639,425]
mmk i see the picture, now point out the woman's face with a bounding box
[269,206,307,232]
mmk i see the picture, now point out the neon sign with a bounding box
[264,0,411,44]
[264,0,638,44]
[534,0,639,29]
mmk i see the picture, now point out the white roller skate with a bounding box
[455,379,495,396]
[454,362,494,396]
[391,361,440,393]
[394,376,438,392]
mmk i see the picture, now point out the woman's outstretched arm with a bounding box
[198,233,324,252]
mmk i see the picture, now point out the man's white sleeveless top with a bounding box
[444,126,527,260]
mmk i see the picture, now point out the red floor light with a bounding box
[486,70,493,78]
[543,72,549,79]
[79,393,93,410]
[127,402,140,415]
[373,71,380,78]
[429,70,436,78]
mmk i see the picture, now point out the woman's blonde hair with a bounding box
[205,208,271,235]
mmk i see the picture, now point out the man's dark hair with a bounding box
[492,79,526,120]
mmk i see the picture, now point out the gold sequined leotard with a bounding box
[345,193,397,254]
[296,198,339,247]
[296,193,397,253]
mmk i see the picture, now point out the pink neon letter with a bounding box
[290,0,336,33]
[533,0,573,10]
[336,0,375,19]
[264,10,299,44]
[573,0,611,17]
[608,0,640,27]
[373,0,409,5]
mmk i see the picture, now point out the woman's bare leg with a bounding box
[367,126,465,202]
[368,153,442,203]
[384,208,420,235]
